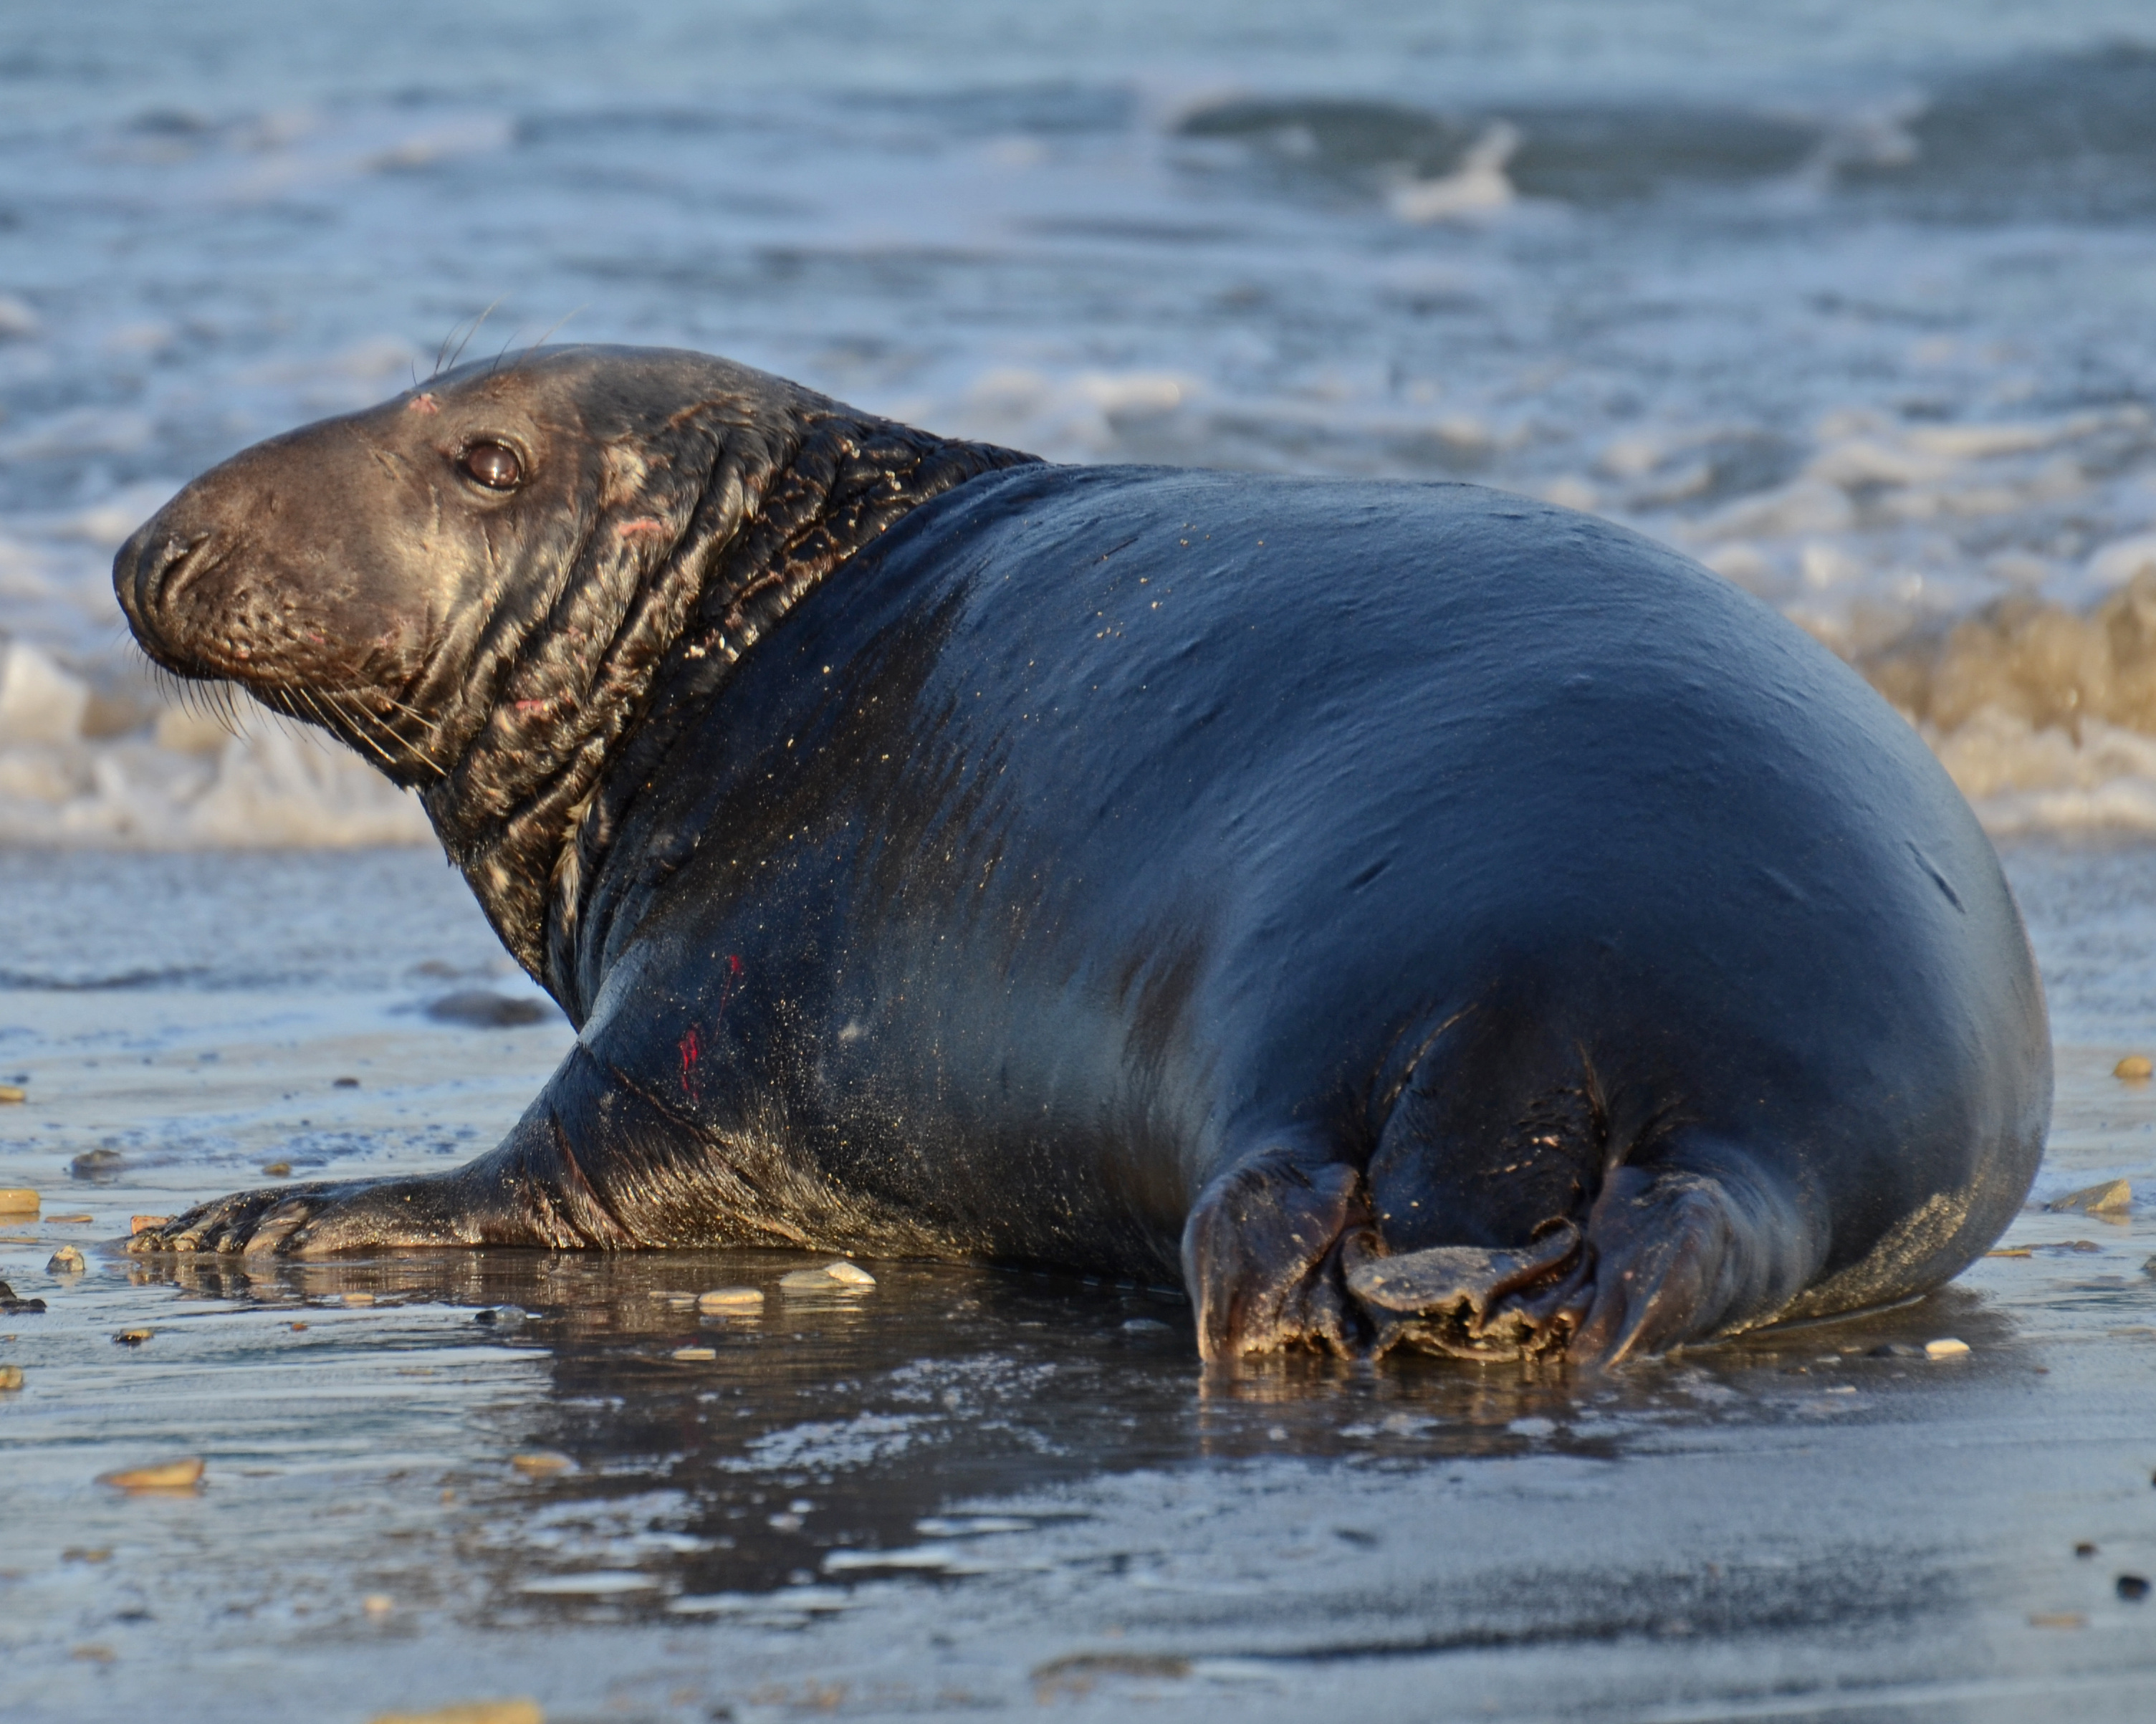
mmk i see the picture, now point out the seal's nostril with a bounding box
[133,532,209,622]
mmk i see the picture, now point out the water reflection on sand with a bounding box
[4,843,2156,1720]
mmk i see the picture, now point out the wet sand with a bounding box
[4,841,2156,1722]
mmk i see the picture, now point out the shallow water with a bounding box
[2,840,2155,1722]
[10,1,2156,838]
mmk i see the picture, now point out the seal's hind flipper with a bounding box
[1343,1221,1589,1359]
[1563,1160,1816,1364]
[1336,1148,1820,1365]
[1182,1144,1372,1361]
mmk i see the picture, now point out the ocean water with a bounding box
[7,0,2156,840]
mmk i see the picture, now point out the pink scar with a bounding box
[406,393,440,415]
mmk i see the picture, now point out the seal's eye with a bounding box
[459,442,523,491]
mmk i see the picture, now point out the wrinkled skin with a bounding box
[115,345,2054,1366]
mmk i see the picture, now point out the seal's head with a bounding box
[116,345,1033,981]
[116,345,823,793]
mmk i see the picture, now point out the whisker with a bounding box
[509,305,587,373]
[329,689,400,768]
[439,297,505,379]
[367,688,442,734]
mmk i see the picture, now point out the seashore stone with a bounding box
[671,1346,717,1361]
[1923,1338,1970,1359]
[0,1364,23,1390]
[113,1328,152,1345]
[48,1212,92,1223]
[2046,1179,2132,1215]
[130,1215,170,1234]
[342,1292,375,1306]
[0,1188,38,1212]
[368,1703,542,1724]
[97,1455,204,1491]
[0,1278,47,1314]
[509,1450,574,1477]
[262,1162,292,1177]
[2114,1054,2153,1081]
[0,1084,24,1104]
[363,1593,396,1617]
[47,1245,85,1274]
[780,1260,876,1292]
[2119,1574,2151,1600]
[696,1287,765,1313]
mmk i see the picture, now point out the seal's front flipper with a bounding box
[127,1054,641,1258]
[1183,1144,1374,1361]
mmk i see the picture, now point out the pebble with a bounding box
[130,1215,170,1235]
[48,1212,93,1224]
[333,1076,360,1088]
[0,1278,47,1314]
[1869,1342,1926,1359]
[46,1245,85,1274]
[509,1450,574,1477]
[671,1346,717,1361]
[2076,1542,2099,1558]
[363,1593,396,1617]
[2029,1612,2085,1630]
[0,1365,22,1391]
[2115,1054,2154,1081]
[2120,1574,2152,1601]
[367,1703,542,1724]
[1923,1338,1970,1359]
[0,1084,24,1104]
[262,1162,292,1177]
[2046,1179,2132,1215]
[0,1188,38,1212]
[97,1455,204,1491]
[779,1260,876,1291]
[696,1287,765,1313]
[112,1328,153,1346]
[473,1308,497,1324]
[342,1292,375,1306]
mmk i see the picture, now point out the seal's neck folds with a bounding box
[426,407,1036,1009]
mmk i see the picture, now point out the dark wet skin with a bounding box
[112,345,2053,1365]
